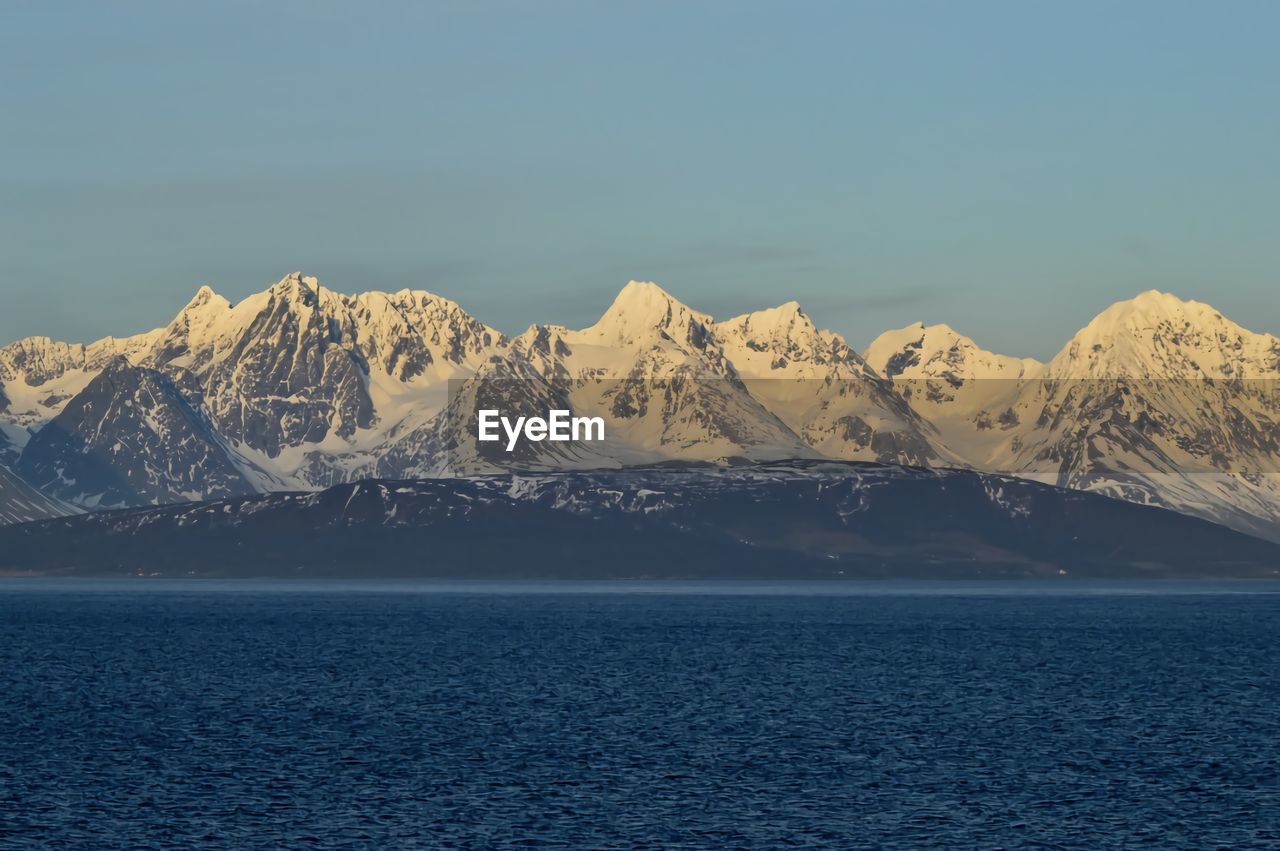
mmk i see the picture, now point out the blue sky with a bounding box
[2,0,1278,357]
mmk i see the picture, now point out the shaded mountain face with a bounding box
[0,275,1277,544]
[0,421,18,468]
[16,357,253,507]
[2,462,1277,579]
[0,463,74,526]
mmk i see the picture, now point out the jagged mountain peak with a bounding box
[353,289,502,380]
[357,287,491,327]
[187,283,222,305]
[262,271,345,312]
[715,300,869,376]
[0,330,160,396]
[173,284,234,322]
[865,320,966,354]
[167,284,232,328]
[584,281,715,346]
[273,270,320,292]
[506,323,573,359]
[231,276,499,354]
[368,287,456,308]
[0,335,70,374]
[718,300,811,337]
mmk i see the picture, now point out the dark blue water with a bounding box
[2,581,1279,848]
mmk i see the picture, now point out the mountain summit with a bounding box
[1044,290,1280,380]
[584,281,717,350]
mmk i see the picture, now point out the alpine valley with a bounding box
[1,272,1278,576]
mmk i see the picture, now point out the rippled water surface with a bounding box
[2,581,1279,847]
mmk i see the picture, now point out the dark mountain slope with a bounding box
[2,461,1276,579]
[0,463,74,526]
[16,357,254,507]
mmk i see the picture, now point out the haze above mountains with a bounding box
[1,273,1277,545]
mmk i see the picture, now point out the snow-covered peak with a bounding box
[157,285,234,353]
[0,336,82,387]
[0,325,162,399]
[862,321,926,372]
[185,284,224,309]
[1046,290,1280,379]
[717,301,811,341]
[358,288,490,329]
[714,300,873,378]
[272,271,319,294]
[582,281,715,347]
[265,271,347,313]
[1122,288,1207,316]
[169,285,232,328]
[1077,290,1221,338]
[864,322,1042,381]
[352,288,501,378]
[505,324,574,364]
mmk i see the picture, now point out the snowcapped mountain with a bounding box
[0,275,1276,545]
[863,322,1045,461]
[145,274,502,485]
[504,281,936,465]
[1041,290,1280,380]
[864,292,1280,540]
[0,332,161,431]
[0,273,505,503]
[992,291,1280,540]
[865,321,1043,384]
[503,282,817,463]
[0,276,934,491]
[719,304,942,465]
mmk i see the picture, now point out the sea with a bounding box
[1,580,1278,848]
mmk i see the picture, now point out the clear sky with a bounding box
[3,0,1278,358]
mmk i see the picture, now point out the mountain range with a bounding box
[1,273,1277,545]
